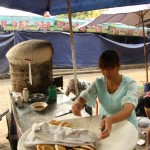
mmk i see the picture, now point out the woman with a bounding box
[72,50,138,139]
[136,94,150,149]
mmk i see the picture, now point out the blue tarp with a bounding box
[0,31,150,75]
[0,32,14,74]
[0,0,149,16]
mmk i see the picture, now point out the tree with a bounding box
[57,10,104,19]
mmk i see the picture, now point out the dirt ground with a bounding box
[0,68,149,150]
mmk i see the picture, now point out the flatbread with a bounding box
[73,148,87,150]
[49,120,73,128]
[36,144,55,150]
[79,145,95,150]
[36,121,95,150]
[55,144,67,150]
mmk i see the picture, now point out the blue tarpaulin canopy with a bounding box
[1,0,150,92]
[1,31,150,75]
[0,0,150,15]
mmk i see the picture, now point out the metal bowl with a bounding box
[28,93,45,102]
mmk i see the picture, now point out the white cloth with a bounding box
[137,117,150,128]
[24,122,98,148]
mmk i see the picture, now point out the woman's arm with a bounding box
[72,80,98,116]
[100,103,135,139]
[108,103,135,123]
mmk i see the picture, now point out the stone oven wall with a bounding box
[6,40,54,94]
[9,60,53,94]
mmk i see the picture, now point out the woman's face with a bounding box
[101,66,120,80]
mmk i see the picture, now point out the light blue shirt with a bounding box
[80,76,138,128]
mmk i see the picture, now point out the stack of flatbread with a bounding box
[24,120,97,150]
[36,143,95,150]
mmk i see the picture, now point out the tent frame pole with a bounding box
[140,11,148,82]
[67,0,79,95]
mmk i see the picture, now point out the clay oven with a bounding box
[6,40,54,94]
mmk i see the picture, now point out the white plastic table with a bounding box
[18,115,138,150]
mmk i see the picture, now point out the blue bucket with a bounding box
[144,82,150,92]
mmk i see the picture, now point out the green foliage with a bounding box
[57,10,104,19]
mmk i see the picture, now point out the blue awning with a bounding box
[0,0,149,15]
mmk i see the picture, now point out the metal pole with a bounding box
[67,0,79,95]
[141,11,148,82]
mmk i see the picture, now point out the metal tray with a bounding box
[28,93,46,103]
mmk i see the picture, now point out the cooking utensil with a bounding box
[0,109,9,120]
[100,115,107,132]
[55,110,72,118]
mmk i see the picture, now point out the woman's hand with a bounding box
[71,97,86,116]
[100,116,113,139]
[145,145,150,150]
[71,101,83,116]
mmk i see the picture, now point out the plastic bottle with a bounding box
[23,88,29,102]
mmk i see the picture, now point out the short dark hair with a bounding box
[98,50,120,69]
